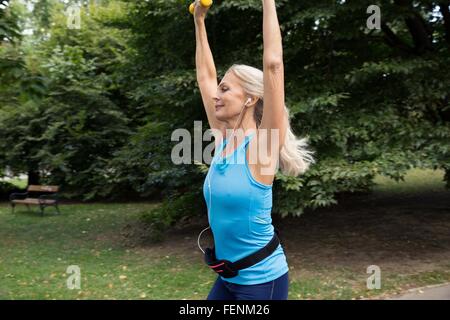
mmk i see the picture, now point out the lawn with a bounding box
[0,168,449,300]
[0,202,215,300]
[0,177,27,189]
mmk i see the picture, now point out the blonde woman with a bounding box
[194,0,315,300]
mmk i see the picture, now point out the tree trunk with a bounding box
[27,169,40,186]
[394,0,434,54]
[381,22,414,54]
[439,1,450,44]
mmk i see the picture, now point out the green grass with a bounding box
[0,168,448,299]
[287,266,450,300]
[373,168,447,194]
[0,202,217,300]
[1,178,27,189]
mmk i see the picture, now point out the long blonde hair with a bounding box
[227,64,316,176]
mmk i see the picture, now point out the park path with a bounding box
[386,283,450,300]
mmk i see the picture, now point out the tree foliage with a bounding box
[0,1,448,231]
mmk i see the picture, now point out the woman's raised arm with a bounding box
[260,0,287,151]
[194,2,224,138]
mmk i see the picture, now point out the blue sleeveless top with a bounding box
[203,132,289,285]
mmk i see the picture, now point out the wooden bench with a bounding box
[10,185,61,216]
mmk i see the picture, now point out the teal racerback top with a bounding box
[203,132,289,285]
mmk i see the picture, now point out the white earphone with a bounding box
[197,97,252,254]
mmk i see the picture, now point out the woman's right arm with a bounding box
[194,5,224,137]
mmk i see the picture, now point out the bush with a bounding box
[0,180,24,201]
[140,188,206,242]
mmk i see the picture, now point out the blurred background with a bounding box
[0,0,449,299]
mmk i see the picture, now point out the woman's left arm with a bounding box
[260,0,287,152]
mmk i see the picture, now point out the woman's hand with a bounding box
[194,0,211,22]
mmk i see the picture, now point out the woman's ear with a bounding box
[245,96,258,107]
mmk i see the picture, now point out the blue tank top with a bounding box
[203,132,289,285]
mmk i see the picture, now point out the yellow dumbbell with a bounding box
[189,0,213,15]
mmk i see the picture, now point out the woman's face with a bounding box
[213,71,248,122]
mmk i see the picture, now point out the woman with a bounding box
[193,0,315,300]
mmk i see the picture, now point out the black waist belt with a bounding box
[204,231,281,278]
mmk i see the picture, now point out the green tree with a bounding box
[1,0,448,225]
[0,0,133,198]
[119,0,449,232]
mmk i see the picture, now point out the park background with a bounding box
[0,0,449,299]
